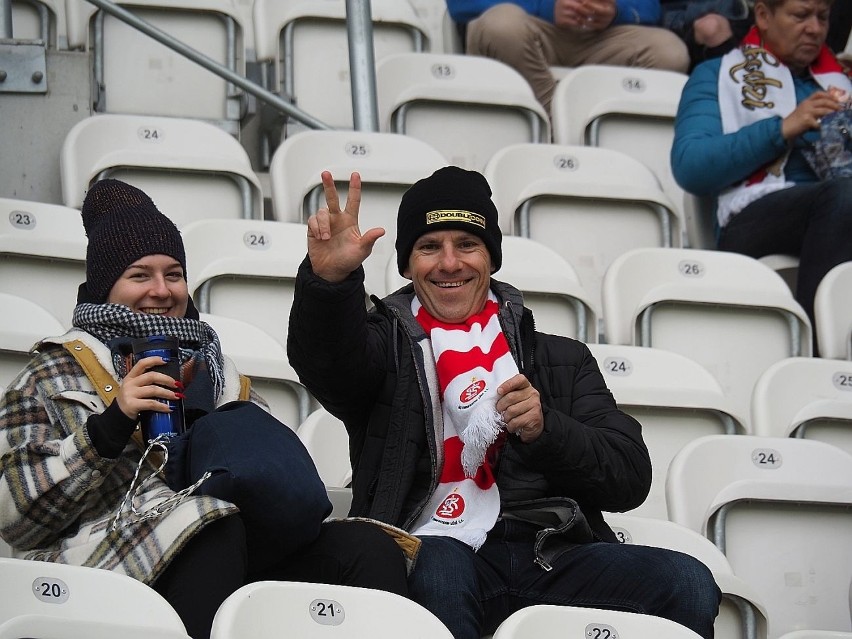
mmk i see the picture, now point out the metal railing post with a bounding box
[345,0,379,132]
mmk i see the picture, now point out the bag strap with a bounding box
[238,374,251,401]
[62,340,119,405]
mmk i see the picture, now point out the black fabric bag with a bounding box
[165,401,332,572]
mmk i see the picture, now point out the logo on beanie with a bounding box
[426,209,485,229]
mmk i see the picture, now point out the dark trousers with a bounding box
[408,520,721,639]
[153,515,409,639]
[717,178,852,353]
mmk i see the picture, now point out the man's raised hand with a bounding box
[306,171,385,282]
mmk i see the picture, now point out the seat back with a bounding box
[666,435,852,638]
[602,248,812,428]
[752,357,852,456]
[297,408,352,488]
[0,557,188,636]
[210,581,454,639]
[200,313,317,429]
[65,0,250,128]
[551,65,689,244]
[589,344,743,519]
[604,513,769,639]
[0,198,87,328]
[492,604,702,639]
[815,261,852,360]
[268,129,447,296]
[60,114,263,225]
[183,219,309,349]
[377,52,549,170]
[0,293,65,390]
[484,144,681,313]
[253,0,430,131]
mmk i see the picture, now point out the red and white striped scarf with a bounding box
[717,26,852,227]
[409,292,518,550]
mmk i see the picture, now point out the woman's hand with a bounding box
[782,90,842,141]
[115,356,183,420]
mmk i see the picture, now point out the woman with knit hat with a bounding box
[0,179,408,638]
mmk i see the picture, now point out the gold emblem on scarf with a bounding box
[729,45,783,111]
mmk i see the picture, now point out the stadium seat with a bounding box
[751,357,852,457]
[604,513,769,639]
[11,0,66,49]
[385,236,599,342]
[492,604,702,639]
[0,197,86,328]
[210,581,454,639]
[589,344,744,519]
[776,633,852,639]
[550,65,690,244]
[297,408,352,489]
[376,52,549,170]
[666,435,852,638]
[182,219,309,349]
[814,261,852,360]
[65,0,251,131]
[406,0,463,54]
[484,143,681,314]
[758,254,799,296]
[602,248,812,429]
[253,0,430,135]
[0,557,190,638]
[200,313,318,429]
[268,129,447,297]
[60,114,264,226]
[0,293,65,390]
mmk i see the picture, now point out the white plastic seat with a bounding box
[253,0,430,132]
[183,219,309,350]
[484,143,681,314]
[604,513,769,639]
[551,66,691,245]
[589,344,744,519]
[751,357,852,457]
[0,198,87,328]
[65,0,251,130]
[11,0,67,48]
[602,248,812,429]
[268,129,447,297]
[210,580,454,639]
[777,633,852,639]
[297,408,352,488]
[0,557,190,638]
[200,313,317,429]
[377,52,550,170]
[0,293,65,390]
[60,114,264,226]
[666,435,852,638]
[815,261,852,360]
[492,604,702,639]
[385,236,599,342]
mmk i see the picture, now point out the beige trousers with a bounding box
[466,3,690,114]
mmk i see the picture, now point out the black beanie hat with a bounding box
[395,166,502,276]
[81,179,187,303]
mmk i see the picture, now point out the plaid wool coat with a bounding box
[0,329,252,585]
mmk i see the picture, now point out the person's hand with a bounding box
[554,0,616,32]
[116,356,182,421]
[497,374,544,443]
[781,91,842,141]
[692,13,733,48]
[306,171,385,283]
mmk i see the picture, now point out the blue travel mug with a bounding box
[131,335,185,443]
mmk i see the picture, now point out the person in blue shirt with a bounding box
[447,0,690,114]
[671,0,852,353]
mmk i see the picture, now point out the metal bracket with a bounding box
[0,38,47,93]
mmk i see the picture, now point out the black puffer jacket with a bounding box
[288,258,651,544]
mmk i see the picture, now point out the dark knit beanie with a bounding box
[81,179,187,303]
[395,166,502,275]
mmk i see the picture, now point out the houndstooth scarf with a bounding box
[73,302,225,399]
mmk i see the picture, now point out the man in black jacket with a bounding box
[287,166,721,639]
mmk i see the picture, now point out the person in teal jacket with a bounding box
[447,0,690,113]
[671,0,852,353]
